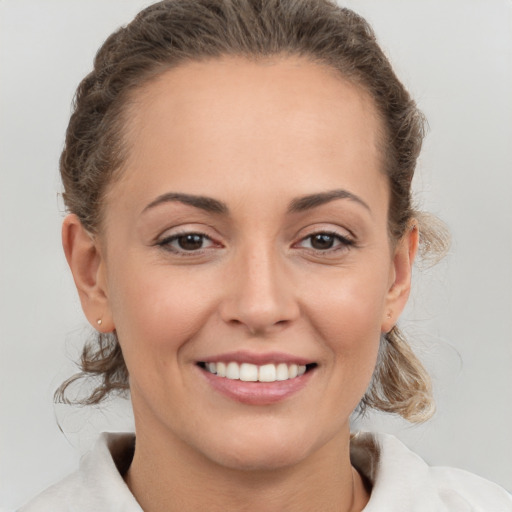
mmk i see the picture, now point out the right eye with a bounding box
[158,232,216,253]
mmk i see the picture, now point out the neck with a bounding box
[125,419,369,512]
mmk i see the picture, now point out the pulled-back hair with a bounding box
[56,0,449,422]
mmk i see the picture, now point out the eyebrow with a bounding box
[287,189,371,214]
[142,192,228,215]
[142,188,370,216]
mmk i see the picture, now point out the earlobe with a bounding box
[381,222,419,333]
[62,214,114,332]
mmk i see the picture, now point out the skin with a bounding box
[63,56,418,512]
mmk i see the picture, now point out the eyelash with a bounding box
[295,231,355,254]
[157,232,217,255]
[157,230,354,256]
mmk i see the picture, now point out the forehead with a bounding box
[113,56,386,214]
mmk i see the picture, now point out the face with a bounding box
[67,56,415,471]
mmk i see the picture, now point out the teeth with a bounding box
[203,361,309,382]
[217,362,226,377]
[276,363,289,381]
[240,363,258,382]
[226,362,239,379]
[259,364,276,382]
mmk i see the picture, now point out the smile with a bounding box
[199,361,310,382]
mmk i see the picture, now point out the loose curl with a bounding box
[56,0,450,422]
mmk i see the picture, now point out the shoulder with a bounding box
[17,472,83,512]
[351,431,512,512]
[18,433,141,512]
[430,465,512,510]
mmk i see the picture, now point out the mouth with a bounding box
[197,361,317,383]
[196,353,317,404]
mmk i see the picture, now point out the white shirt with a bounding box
[19,432,512,511]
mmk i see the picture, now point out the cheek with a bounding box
[106,260,219,364]
[304,265,389,343]
[301,265,388,395]
[320,290,382,377]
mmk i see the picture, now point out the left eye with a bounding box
[159,233,215,252]
[298,232,353,251]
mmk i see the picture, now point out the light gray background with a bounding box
[1,0,511,509]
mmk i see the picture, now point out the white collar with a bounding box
[21,431,512,511]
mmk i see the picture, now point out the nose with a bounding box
[219,245,300,336]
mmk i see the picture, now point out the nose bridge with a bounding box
[221,238,298,334]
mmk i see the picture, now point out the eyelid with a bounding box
[158,231,213,245]
[155,225,224,255]
[292,227,357,255]
[293,223,355,242]
[297,231,353,246]
[154,222,219,243]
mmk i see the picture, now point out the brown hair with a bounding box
[56,0,449,422]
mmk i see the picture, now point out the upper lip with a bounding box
[197,350,315,366]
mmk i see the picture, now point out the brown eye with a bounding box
[310,233,336,250]
[296,231,354,253]
[176,234,205,250]
[159,232,216,253]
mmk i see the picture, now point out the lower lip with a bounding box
[199,366,314,405]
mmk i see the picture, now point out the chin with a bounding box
[209,443,309,472]
[195,421,329,472]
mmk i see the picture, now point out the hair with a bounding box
[56,0,449,422]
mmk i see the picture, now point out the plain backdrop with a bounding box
[1,0,511,509]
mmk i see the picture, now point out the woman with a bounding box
[18,0,512,510]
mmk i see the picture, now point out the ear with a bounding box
[381,222,419,333]
[62,214,114,332]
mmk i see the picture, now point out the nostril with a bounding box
[218,278,300,334]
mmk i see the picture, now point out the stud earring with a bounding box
[97,319,102,326]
